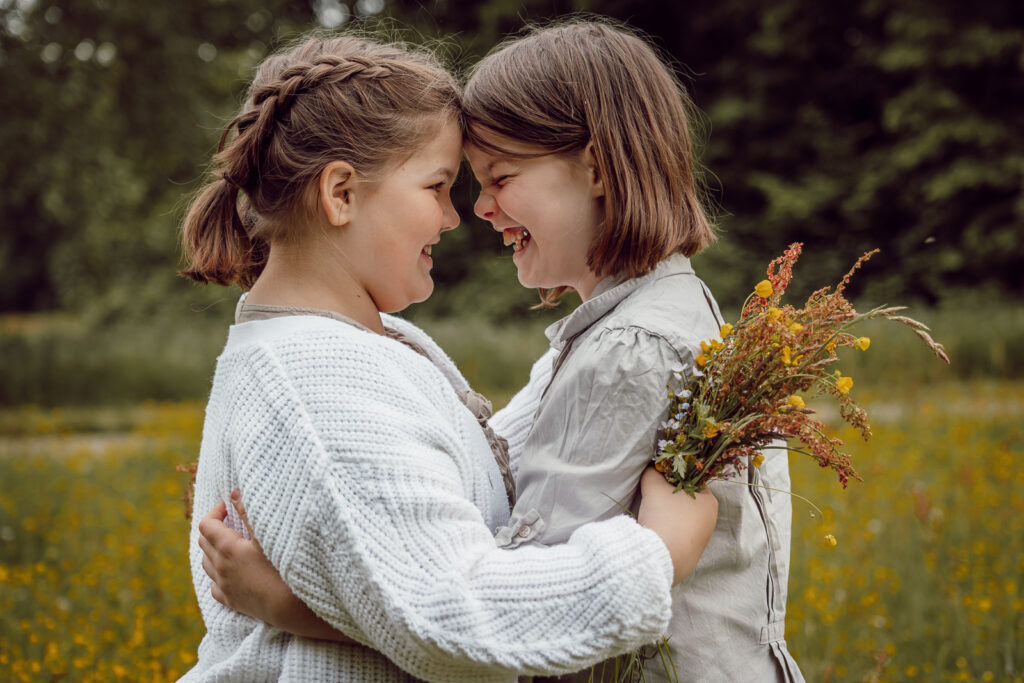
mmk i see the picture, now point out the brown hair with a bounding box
[181,34,461,289]
[463,18,715,304]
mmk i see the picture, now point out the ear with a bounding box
[318,161,357,227]
[583,141,605,199]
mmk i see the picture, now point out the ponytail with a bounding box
[179,34,460,291]
[180,178,267,289]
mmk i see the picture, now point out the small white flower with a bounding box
[657,439,670,452]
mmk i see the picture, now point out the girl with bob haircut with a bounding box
[178,31,719,683]
[460,19,806,683]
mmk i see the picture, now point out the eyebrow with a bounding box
[486,158,510,176]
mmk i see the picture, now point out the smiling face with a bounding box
[342,120,463,313]
[465,140,606,300]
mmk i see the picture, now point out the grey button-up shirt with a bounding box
[494,254,804,682]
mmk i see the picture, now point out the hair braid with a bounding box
[181,34,460,289]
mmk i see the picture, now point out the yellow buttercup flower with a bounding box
[788,395,806,410]
[711,340,725,353]
[720,323,734,338]
[752,454,765,467]
[826,340,837,352]
[700,340,711,354]
[754,280,774,298]
[824,534,838,547]
[789,322,803,333]
[702,421,720,439]
[696,354,710,367]
[836,376,854,394]
[856,336,871,351]
[767,307,783,322]
[781,345,792,365]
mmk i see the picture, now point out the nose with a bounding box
[474,190,498,222]
[441,197,460,232]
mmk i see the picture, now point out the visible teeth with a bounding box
[503,227,530,251]
[423,245,432,256]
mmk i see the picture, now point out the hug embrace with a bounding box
[179,17,804,683]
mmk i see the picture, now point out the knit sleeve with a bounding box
[249,340,673,682]
[490,347,557,479]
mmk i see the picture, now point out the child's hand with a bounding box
[197,491,353,643]
[197,491,282,622]
[637,468,718,585]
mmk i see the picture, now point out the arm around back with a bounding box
[233,330,679,682]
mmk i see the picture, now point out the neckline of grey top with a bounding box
[233,295,516,510]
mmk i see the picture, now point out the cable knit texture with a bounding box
[181,315,673,682]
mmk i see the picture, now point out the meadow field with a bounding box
[1,309,1022,681]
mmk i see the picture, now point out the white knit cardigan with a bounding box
[181,314,673,682]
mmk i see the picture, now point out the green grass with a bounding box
[1,300,1019,408]
[1,384,1021,681]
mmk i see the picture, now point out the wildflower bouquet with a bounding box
[653,243,950,497]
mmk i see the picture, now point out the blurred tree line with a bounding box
[1,0,1021,324]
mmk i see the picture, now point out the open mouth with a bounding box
[421,245,433,257]
[502,228,531,252]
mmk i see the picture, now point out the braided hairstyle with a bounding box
[181,35,461,288]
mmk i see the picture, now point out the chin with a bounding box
[380,280,434,314]
[516,270,538,289]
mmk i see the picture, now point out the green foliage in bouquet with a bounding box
[654,243,950,497]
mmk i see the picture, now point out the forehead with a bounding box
[463,142,523,178]
[401,122,463,171]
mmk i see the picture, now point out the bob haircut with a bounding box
[462,18,715,304]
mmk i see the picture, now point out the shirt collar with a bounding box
[544,253,696,349]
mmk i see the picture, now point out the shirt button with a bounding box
[517,525,532,538]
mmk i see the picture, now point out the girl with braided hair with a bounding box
[180,32,718,682]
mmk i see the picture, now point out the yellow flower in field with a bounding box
[789,322,803,333]
[788,395,806,410]
[856,336,871,351]
[720,323,734,338]
[824,534,838,547]
[700,340,711,354]
[696,354,710,367]
[752,454,765,467]
[703,421,720,439]
[767,307,782,322]
[781,346,792,365]
[836,375,854,394]
[711,340,725,353]
[826,340,837,352]
[755,280,773,298]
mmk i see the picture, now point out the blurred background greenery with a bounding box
[1,1,1023,681]
[0,0,1022,405]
